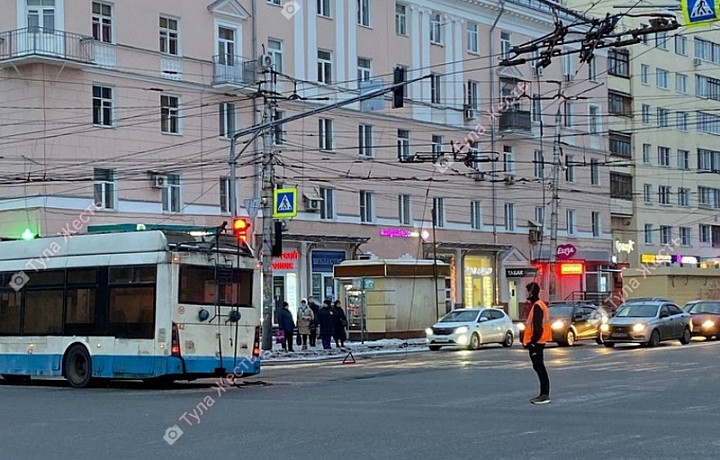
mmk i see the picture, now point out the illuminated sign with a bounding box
[560,263,584,275]
[556,244,577,260]
[379,228,431,240]
[641,254,656,264]
[681,256,698,264]
[615,240,635,253]
[465,267,493,276]
[657,254,671,263]
[272,251,299,270]
[641,254,671,264]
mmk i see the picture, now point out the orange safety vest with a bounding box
[522,300,552,346]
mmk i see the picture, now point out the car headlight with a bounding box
[455,326,469,334]
[551,320,565,330]
[600,324,609,332]
[702,320,715,329]
[517,323,525,331]
[632,323,646,333]
[425,328,433,335]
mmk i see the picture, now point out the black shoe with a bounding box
[530,394,551,405]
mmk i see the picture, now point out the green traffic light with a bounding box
[21,228,36,240]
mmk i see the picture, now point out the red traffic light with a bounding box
[232,218,251,242]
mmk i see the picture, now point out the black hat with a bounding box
[526,282,540,297]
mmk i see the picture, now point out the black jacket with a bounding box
[277,307,295,333]
[531,302,544,344]
[317,306,335,336]
[332,306,348,329]
[308,302,320,328]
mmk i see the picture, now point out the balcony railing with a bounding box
[212,54,257,86]
[0,28,95,64]
[499,110,532,132]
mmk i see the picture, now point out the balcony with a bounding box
[0,28,95,67]
[498,110,532,136]
[212,54,258,87]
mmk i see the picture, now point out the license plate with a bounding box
[611,332,627,338]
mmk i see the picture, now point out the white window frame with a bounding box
[590,159,600,185]
[643,184,652,203]
[643,144,651,164]
[642,104,651,124]
[675,35,687,55]
[219,102,236,139]
[656,69,669,89]
[680,227,691,246]
[357,0,370,27]
[92,2,113,43]
[432,135,444,159]
[220,176,232,214]
[656,31,668,50]
[359,190,374,223]
[92,84,113,127]
[471,200,482,230]
[588,104,601,134]
[500,32,511,59]
[320,187,335,220]
[161,95,180,134]
[395,3,407,36]
[564,101,574,127]
[700,224,711,244]
[317,0,331,18]
[678,187,690,206]
[318,118,334,151]
[534,150,544,179]
[677,149,689,170]
[430,73,442,104]
[397,129,410,161]
[357,57,371,83]
[588,57,597,82]
[433,197,445,228]
[504,203,515,232]
[430,12,442,45]
[467,80,479,111]
[399,194,412,225]
[159,15,179,56]
[358,124,374,158]
[535,206,545,228]
[503,145,515,175]
[658,146,670,167]
[273,110,285,145]
[565,155,575,182]
[317,50,332,84]
[659,185,671,205]
[645,224,653,245]
[591,211,601,237]
[657,108,669,127]
[566,209,576,235]
[676,73,687,93]
[677,111,688,131]
[641,64,649,85]
[467,22,479,53]
[93,168,116,210]
[660,226,672,245]
[162,173,182,213]
[268,39,283,73]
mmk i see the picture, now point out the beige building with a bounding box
[0,0,612,318]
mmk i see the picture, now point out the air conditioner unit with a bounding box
[563,73,574,82]
[529,228,543,244]
[531,62,544,76]
[473,171,487,182]
[504,175,515,185]
[693,58,702,67]
[152,175,167,188]
[304,197,321,211]
[258,53,274,69]
[464,105,476,120]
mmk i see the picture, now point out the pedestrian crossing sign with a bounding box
[683,0,719,27]
[273,188,297,218]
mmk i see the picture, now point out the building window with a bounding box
[565,155,575,182]
[504,203,515,232]
[268,39,283,73]
[395,3,407,36]
[317,0,331,17]
[500,32,511,59]
[643,143,651,164]
[675,35,687,55]
[656,31,668,50]
[658,146,670,167]
[657,108,669,127]
[430,12,442,44]
[656,69,669,89]
[358,124,373,158]
[608,91,632,116]
[359,191,374,223]
[645,224,653,244]
[610,172,632,200]
[641,64,650,85]
[162,174,181,213]
[680,227,691,246]
[678,187,690,207]
[430,74,442,104]
[608,49,629,77]
[566,209,576,235]
[697,111,720,135]
[219,102,236,139]
[93,168,115,210]
[399,194,411,225]
[590,159,600,185]
[357,0,370,27]
[586,57,597,81]
[159,16,179,55]
[677,149,689,170]
[588,104,600,133]
[433,197,445,228]
[320,187,334,219]
[531,95,542,122]
[591,212,601,237]
[467,22,479,53]
[676,73,687,93]
[534,150,544,179]
[92,85,113,127]
[698,186,718,208]
[535,206,545,228]
[219,176,231,214]
[471,201,482,230]
[357,57,371,83]
[160,95,179,134]
[562,52,573,79]
[659,185,671,205]
[216,27,235,67]
[677,112,688,131]
[432,135,444,159]
[696,74,720,101]
[609,131,631,158]
[642,104,651,124]
[467,80,479,111]
[503,145,515,174]
[700,224,711,244]
[317,50,332,84]
[92,2,113,43]
[660,226,672,245]
[397,129,410,160]
[643,184,652,203]
[318,118,334,151]
[698,148,720,172]
[564,101,574,127]
[273,110,285,145]
[268,0,282,5]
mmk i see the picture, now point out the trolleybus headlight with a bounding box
[198,309,210,322]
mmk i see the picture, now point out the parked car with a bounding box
[600,301,692,347]
[683,300,720,340]
[426,308,514,351]
[546,302,608,346]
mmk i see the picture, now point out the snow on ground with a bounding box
[260,338,429,363]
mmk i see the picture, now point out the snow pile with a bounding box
[260,338,428,363]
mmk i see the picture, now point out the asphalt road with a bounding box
[2,339,720,460]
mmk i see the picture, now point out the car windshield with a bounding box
[616,304,658,318]
[548,306,574,317]
[685,302,720,314]
[439,310,479,323]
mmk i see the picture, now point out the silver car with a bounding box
[600,301,692,348]
[426,308,514,351]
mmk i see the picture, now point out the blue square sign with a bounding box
[273,188,297,218]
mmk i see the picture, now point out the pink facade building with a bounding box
[0,0,612,318]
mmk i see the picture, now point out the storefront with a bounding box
[311,250,347,301]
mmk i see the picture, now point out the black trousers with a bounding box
[282,332,294,352]
[309,328,317,347]
[529,344,550,396]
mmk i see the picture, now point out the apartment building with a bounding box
[0,0,612,316]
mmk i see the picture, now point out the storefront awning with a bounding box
[424,242,514,252]
[281,234,370,245]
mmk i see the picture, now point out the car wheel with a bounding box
[501,331,513,348]
[595,334,604,345]
[604,342,615,348]
[468,333,480,350]
[429,346,441,351]
[648,329,660,348]
[680,327,692,345]
[64,344,93,388]
[565,330,576,347]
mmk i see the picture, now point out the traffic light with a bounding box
[232,218,250,243]
[272,220,283,257]
[392,66,405,108]
[21,228,37,240]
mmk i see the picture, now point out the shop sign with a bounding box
[312,250,346,273]
[465,267,493,276]
[556,244,577,260]
[641,254,672,264]
[560,263,584,275]
[379,228,430,240]
[505,268,538,278]
[614,240,635,253]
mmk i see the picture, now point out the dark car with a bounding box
[683,300,720,340]
[546,303,608,346]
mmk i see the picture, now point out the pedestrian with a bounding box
[316,300,335,350]
[297,298,314,351]
[522,282,552,405]
[307,296,320,347]
[332,300,348,348]
[277,301,296,352]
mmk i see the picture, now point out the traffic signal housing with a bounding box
[393,66,405,108]
[232,218,251,243]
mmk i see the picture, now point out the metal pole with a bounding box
[229,137,237,218]
[432,204,440,320]
[260,68,276,350]
[360,282,366,344]
[548,105,562,302]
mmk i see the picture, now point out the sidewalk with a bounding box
[260,338,428,364]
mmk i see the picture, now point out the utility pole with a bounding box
[260,66,276,351]
[548,104,562,302]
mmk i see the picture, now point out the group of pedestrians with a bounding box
[276,296,348,352]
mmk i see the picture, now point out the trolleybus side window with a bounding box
[65,268,98,336]
[0,277,21,335]
[108,266,156,339]
[24,270,65,335]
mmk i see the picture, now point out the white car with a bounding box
[426,308,515,351]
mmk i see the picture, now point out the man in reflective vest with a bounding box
[522,282,552,404]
